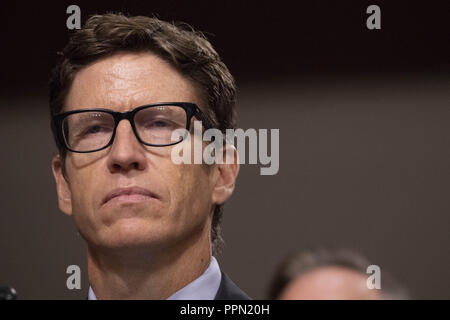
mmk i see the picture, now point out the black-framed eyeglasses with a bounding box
[52,102,213,153]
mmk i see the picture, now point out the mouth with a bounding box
[102,186,158,206]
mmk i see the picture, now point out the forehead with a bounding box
[65,52,202,111]
[297,266,367,286]
[284,266,380,298]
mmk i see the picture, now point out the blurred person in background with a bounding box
[268,248,409,300]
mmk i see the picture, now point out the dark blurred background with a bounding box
[0,0,449,299]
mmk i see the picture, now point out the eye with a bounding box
[82,124,111,136]
[153,120,169,127]
[143,119,174,129]
[87,125,102,133]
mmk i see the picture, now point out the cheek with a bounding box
[166,136,215,209]
[66,158,103,230]
[163,160,213,222]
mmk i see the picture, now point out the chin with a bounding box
[99,217,170,249]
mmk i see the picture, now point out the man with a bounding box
[49,13,249,300]
[268,249,409,300]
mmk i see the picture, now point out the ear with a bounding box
[211,144,240,205]
[51,154,73,216]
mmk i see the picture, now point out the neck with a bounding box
[87,231,212,300]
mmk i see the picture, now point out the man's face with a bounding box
[52,52,230,253]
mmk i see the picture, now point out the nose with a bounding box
[106,120,147,173]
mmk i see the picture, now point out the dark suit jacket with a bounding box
[214,271,251,300]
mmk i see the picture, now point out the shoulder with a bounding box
[214,271,251,300]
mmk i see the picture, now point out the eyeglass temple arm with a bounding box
[194,106,215,129]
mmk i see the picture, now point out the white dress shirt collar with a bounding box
[88,256,221,300]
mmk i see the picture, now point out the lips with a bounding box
[102,186,158,205]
